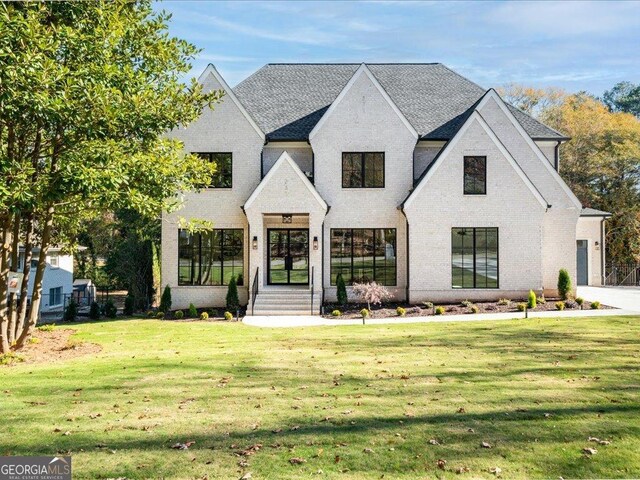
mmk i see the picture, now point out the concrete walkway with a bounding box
[243,307,638,328]
[577,286,640,311]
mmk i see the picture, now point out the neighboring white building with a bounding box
[161,63,610,315]
[17,247,74,313]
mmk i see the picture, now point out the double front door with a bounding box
[268,229,309,285]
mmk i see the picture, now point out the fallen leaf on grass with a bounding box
[489,466,502,475]
[289,457,306,465]
[588,436,611,445]
[236,444,262,456]
[240,473,252,480]
[171,441,195,450]
[481,441,492,449]
[437,459,447,470]
[428,439,440,445]
[455,466,470,474]
[363,448,374,454]
[583,447,597,455]
[457,407,466,414]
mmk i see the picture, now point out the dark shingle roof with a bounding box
[233,63,566,141]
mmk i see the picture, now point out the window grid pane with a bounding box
[451,227,498,289]
[178,229,243,286]
[342,152,384,188]
[463,156,486,195]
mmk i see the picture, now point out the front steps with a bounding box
[250,287,318,315]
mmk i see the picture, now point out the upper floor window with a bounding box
[342,152,384,188]
[49,254,59,268]
[463,156,486,195]
[196,152,233,188]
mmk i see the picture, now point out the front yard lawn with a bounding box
[2,316,639,479]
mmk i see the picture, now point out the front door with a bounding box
[268,229,309,285]
[577,239,588,286]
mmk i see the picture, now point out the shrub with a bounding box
[331,309,341,317]
[461,300,473,308]
[557,269,572,300]
[224,311,234,321]
[0,352,24,366]
[591,301,601,310]
[226,276,239,310]
[352,282,392,311]
[555,301,565,311]
[516,303,526,312]
[89,301,101,320]
[336,273,348,305]
[174,310,184,319]
[497,298,511,306]
[575,297,585,307]
[188,303,198,318]
[200,311,209,320]
[565,300,577,309]
[396,306,406,317]
[124,294,135,315]
[156,311,165,319]
[146,310,155,318]
[104,299,117,318]
[537,295,546,305]
[159,285,172,313]
[360,308,370,318]
[37,323,55,332]
[435,306,445,315]
[527,290,537,309]
[469,305,479,314]
[28,337,40,344]
[423,301,434,309]
[64,299,78,322]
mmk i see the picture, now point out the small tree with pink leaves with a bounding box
[352,282,392,312]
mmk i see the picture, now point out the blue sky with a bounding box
[156,0,640,95]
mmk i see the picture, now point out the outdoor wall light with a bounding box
[595,241,600,250]
[313,236,319,250]
[252,236,258,250]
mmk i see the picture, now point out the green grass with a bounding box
[1,316,639,479]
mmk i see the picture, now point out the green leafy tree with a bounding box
[603,81,640,118]
[89,301,101,320]
[159,285,172,314]
[64,299,78,322]
[226,277,240,311]
[123,294,135,316]
[0,1,222,353]
[336,273,348,305]
[557,269,572,300]
[104,299,118,319]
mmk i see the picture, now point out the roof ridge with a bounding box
[265,62,442,66]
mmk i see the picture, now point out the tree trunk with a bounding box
[15,207,54,349]
[7,213,20,344]
[15,213,34,341]
[0,214,13,354]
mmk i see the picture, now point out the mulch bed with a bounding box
[323,298,613,319]
[2,329,102,366]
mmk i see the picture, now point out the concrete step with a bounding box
[252,309,317,316]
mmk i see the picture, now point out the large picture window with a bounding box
[342,152,384,188]
[195,152,233,188]
[331,228,396,285]
[463,156,486,195]
[178,229,244,286]
[451,227,498,288]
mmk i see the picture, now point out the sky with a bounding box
[156,0,640,96]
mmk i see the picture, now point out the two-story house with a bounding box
[162,63,610,315]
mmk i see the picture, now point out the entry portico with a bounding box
[244,152,327,313]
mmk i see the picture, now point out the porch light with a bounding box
[313,236,319,250]
[252,236,258,250]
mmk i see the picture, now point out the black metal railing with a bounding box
[310,266,314,315]
[251,267,259,315]
[604,264,640,286]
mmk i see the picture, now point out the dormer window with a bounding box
[342,152,384,188]
[463,156,486,195]
[195,152,233,188]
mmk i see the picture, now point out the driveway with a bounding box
[577,286,640,312]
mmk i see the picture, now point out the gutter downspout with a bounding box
[554,141,561,172]
[400,206,410,303]
[241,205,250,305]
[600,217,606,286]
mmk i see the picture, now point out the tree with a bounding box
[226,276,239,311]
[159,285,172,314]
[352,282,392,311]
[603,82,640,118]
[497,84,566,118]
[557,269,572,300]
[336,273,348,305]
[0,1,223,353]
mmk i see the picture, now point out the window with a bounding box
[463,156,486,195]
[49,254,59,268]
[342,152,384,188]
[195,152,233,188]
[49,286,62,306]
[451,228,498,288]
[330,228,396,285]
[178,229,243,286]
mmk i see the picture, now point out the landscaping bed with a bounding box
[323,298,612,319]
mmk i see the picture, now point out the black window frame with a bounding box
[195,152,233,188]
[463,156,487,195]
[178,228,244,286]
[451,227,499,289]
[330,228,397,286]
[342,152,385,188]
